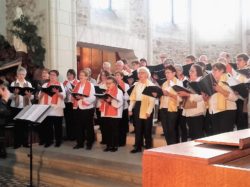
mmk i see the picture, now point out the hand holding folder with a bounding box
[142,86,163,98]
[41,85,62,97]
[71,93,88,100]
[9,86,35,96]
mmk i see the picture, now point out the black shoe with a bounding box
[44,142,53,148]
[130,148,142,153]
[119,143,126,147]
[22,144,30,148]
[39,142,44,146]
[0,152,7,159]
[55,142,61,147]
[103,147,111,152]
[110,147,118,152]
[73,144,84,149]
[145,145,152,149]
[13,145,21,149]
[86,145,92,150]
[100,141,106,145]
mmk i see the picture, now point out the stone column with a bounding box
[49,0,77,81]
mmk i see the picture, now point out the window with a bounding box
[193,0,239,41]
[91,0,112,10]
[150,0,188,26]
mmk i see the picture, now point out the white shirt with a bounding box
[122,83,130,110]
[10,80,33,108]
[39,82,66,117]
[182,77,206,117]
[100,89,124,118]
[64,79,79,103]
[73,82,96,110]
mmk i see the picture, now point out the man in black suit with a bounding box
[0,79,10,158]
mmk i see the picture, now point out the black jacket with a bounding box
[0,99,10,127]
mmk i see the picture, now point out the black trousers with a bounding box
[103,117,120,148]
[0,126,6,156]
[186,115,204,140]
[64,102,76,140]
[211,110,236,135]
[96,109,106,143]
[203,110,213,136]
[11,107,29,146]
[176,109,188,143]
[236,100,248,130]
[74,108,95,146]
[133,102,153,149]
[42,116,63,144]
[160,108,178,145]
[119,109,129,146]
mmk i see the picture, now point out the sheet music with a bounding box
[14,104,51,123]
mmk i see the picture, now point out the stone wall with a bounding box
[5,0,50,67]
[0,0,6,36]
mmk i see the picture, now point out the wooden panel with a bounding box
[145,141,250,165]
[195,129,250,149]
[143,151,250,187]
[103,50,116,73]
[91,48,103,79]
[222,155,250,169]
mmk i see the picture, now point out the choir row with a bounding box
[5,52,250,153]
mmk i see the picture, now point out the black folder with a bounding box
[198,73,217,96]
[94,93,118,101]
[71,93,88,100]
[124,70,138,84]
[152,69,166,80]
[147,64,165,73]
[172,85,192,94]
[94,86,106,94]
[187,82,202,95]
[237,69,250,79]
[182,63,194,77]
[223,77,249,98]
[41,85,62,97]
[9,86,35,96]
[205,63,212,71]
[142,86,163,98]
[230,84,248,98]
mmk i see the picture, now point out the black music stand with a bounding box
[14,104,51,187]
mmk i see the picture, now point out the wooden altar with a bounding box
[143,129,250,187]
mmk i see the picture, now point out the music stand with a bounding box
[14,104,52,187]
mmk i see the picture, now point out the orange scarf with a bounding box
[44,81,61,105]
[71,81,91,108]
[100,86,118,116]
[118,80,125,92]
[226,64,233,75]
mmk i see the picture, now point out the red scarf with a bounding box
[226,63,233,75]
[100,86,118,116]
[44,81,61,105]
[71,81,91,108]
[118,80,125,92]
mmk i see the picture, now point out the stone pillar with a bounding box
[0,0,6,36]
[49,0,77,81]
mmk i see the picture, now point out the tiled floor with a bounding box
[0,171,51,187]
